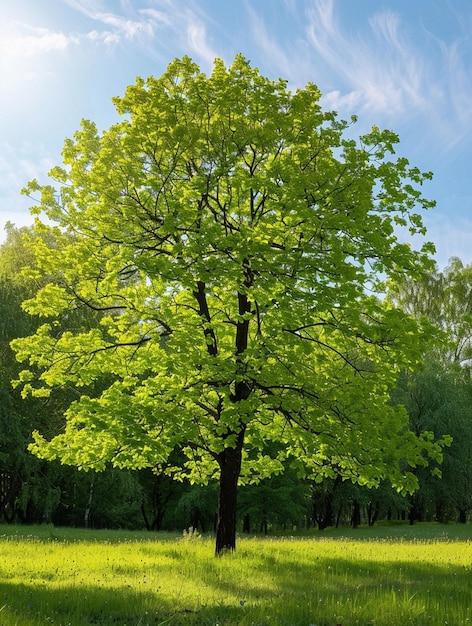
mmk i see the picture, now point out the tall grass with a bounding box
[0,523,471,625]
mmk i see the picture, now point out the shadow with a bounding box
[1,533,472,625]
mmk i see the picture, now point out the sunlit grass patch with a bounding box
[0,523,471,625]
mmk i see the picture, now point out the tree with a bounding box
[0,224,47,523]
[0,224,123,526]
[389,260,472,523]
[238,468,310,534]
[388,257,472,367]
[391,362,471,523]
[13,55,445,554]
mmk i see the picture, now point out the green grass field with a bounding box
[1,522,471,625]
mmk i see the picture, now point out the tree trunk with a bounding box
[215,429,245,555]
[214,277,252,555]
[243,513,250,533]
[351,500,361,528]
[84,478,94,528]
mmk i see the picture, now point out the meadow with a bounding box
[0,522,471,626]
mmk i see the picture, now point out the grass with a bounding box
[0,522,471,625]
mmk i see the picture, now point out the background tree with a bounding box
[13,55,444,554]
[238,468,310,534]
[0,224,52,522]
[389,259,472,523]
[389,257,472,367]
[391,363,472,523]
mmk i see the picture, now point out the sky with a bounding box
[1,0,472,270]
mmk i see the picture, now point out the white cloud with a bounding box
[62,0,162,46]
[436,40,472,151]
[305,1,428,116]
[0,144,55,198]
[0,21,79,97]
[140,8,172,27]
[62,0,220,67]
[423,213,472,270]
[321,89,362,113]
[139,0,221,68]
[63,0,106,14]
[5,25,79,56]
[293,0,472,156]
[89,12,155,40]
[245,3,293,79]
[85,29,120,45]
[186,20,219,67]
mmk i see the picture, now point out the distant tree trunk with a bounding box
[84,479,94,528]
[141,500,151,531]
[243,513,250,533]
[317,495,334,530]
[141,472,172,531]
[351,500,361,528]
[215,429,245,555]
[191,507,206,533]
[335,506,342,528]
[367,501,380,526]
[314,476,342,530]
[458,508,467,524]
[0,473,20,524]
[435,502,444,523]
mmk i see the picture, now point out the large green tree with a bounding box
[13,56,444,554]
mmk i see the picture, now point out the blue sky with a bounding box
[1,0,471,269]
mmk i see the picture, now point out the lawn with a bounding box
[0,522,471,625]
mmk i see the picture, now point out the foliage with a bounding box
[171,483,217,533]
[392,362,472,522]
[12,55,444,552]
[0,225,53,522]
[388,256,472,366]
[238,470,311,533]
[0,226,147,528]
[389,259,472,522]
[309,477,408,529]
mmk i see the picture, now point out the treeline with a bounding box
[1,224,472,532]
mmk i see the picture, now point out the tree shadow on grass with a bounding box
[0,579,189,625]
[194,551,472,626]
[1,551,471,625]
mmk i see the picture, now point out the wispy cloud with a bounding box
[437,38,472,151]
[186,20,219,67]
[0,0,223,97]
[304,0,472,153]
[62,0,220,67]
[247,0,472,155]
[4,24,79,56]
[0,21,78,95]
[63,0,162,44]
[245,3,293,79]
[305,1,431,116]
[423,212,472,270]
[143,0,221,67]
[4,23,79,57]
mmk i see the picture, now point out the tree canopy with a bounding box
[12,55,444,553]
[389,257,472,367]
